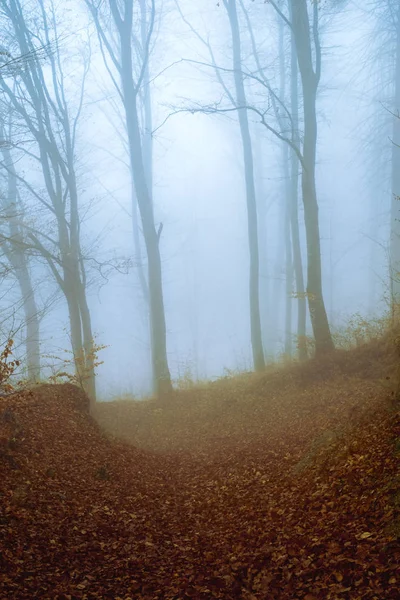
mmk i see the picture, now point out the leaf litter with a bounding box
[0,347,399,599]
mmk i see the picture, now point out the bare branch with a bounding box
[269,0,293,30]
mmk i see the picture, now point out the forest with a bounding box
[0,0,400,598]
[0,0,397,401]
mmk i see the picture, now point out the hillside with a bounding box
[1,343,399,599]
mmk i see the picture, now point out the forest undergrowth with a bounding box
[1,338,400,599]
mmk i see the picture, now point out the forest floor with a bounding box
[1,340,399,599]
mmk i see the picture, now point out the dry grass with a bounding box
[94,334,398,458]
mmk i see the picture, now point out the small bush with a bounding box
[0,340,20,393]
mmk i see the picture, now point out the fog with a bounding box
[0,0,397,400]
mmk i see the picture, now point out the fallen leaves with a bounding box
[0,371,399,599]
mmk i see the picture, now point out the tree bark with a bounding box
[390,3,400,319]
[289,0,334,356]
[289,11,307,361]
[284,143,293,358]
[0,141,40,381]
[13,260,40,381]
[224,0,265,371]
[119,13,172,396]
[278,14,293,359]
[0,0,97,405]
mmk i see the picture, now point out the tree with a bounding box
[390,1,400,316]
[240,0,307,360]
[0,0,97,405]
[172,0,328,359]
[285,0,334,355]
[173,0,266,371]
[0,123,40,382]
[288,5,307,361]
[85,0,173,397]
[222,0,265,371]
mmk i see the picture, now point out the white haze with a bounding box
[0,0,391,399]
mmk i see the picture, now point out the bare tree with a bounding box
[0,122,40,381]
[0,0,97,405]
[221,0,265,371]
[285,0,334,355]
[84,0,173,397]
[288,5,307,361]
[173,0,265,371]
[390,1,400,315]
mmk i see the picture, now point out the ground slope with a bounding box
[1,350,399,599]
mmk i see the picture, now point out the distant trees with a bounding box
[174,0,333,359]
[0,126,40,382]
[0,0,96,405]
[85,0,173,397]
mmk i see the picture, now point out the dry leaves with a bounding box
[0,359,399,600]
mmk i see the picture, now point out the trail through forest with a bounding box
[1,343,399,599]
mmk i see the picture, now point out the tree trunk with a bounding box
[225,0,265,371]
[390,3,400,319]
[284,143,293,358]
[5,247,41,382]
[1,142,41,381]
[120,29,172,397]
[253,128,272,359]
[289,16,307,361]
[289,0,334,356]
[77,284,96,409]
[278,13,293,359]
[15,263,40,381]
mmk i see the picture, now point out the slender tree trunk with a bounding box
[77,285,96,408]
[5,246,41,381]
[1,143,41,381]
[65,291,84,373]
[284,144,293,358]
[390,3,400,319]
[15,263,40,381]
[289,14,307,361]
[139,0,153,196]
[225,0,265,371]
[253,128,272,358]
[120,35,172,396]
[278,14,293,358]
[289,0,334,356]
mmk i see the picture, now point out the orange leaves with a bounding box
[0,339,20,392]
[1,371,400,599]
[359,531,373,540]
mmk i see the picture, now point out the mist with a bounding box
[0,0,397,400]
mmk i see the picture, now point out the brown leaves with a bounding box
[0,339,20,392]
[0,372,399,599]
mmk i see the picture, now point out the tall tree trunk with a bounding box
[289,0,334,356]
[120,30,172,396]
[289,12,307,361]
[0,140,41,381]
[14,262,40,381]
[225,0,265,371]
[4,245,41,382]
[284,143,293,358]
[390,3,400,319]
[77,284,96,407]
[84,0,172,397]
[253,128,272,358]
[139,0,153,197]
[278,13,293,358]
